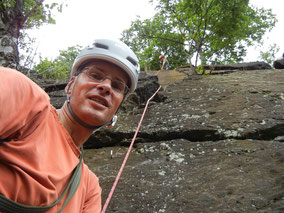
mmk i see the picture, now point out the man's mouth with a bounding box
[90,97,107,106]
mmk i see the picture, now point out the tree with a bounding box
[34,45,82,80]
[0,0,63,69]
[121,0,277,71]
[121,15,188,71]
[259,43,280,67]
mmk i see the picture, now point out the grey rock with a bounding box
[273,58,284,69]
[274,136,284,142]
[36,67,284,212]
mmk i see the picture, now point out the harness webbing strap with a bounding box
[57,155,82,213]
[67,97,100,129]
[0,147,83,213]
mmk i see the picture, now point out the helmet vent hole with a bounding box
[126,56,137,67]
[94,42,109,50]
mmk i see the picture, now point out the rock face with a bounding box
[203,61,272,71]
[85,139,284,213]
[273,58,284,69]
[41,63,284,212]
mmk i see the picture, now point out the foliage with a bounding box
[19,0,65,63]
[195,65,206,75]
[0,0,65,67]
[121,0,277,70]
[34,45,82,80]
[121,15,188,71]
[259,43,280,67]
[19,31,37,69]
[0,0,63,29]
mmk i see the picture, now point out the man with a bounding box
[0,39,140,212]
[158,55,170,70]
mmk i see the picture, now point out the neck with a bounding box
[57,102,93,148]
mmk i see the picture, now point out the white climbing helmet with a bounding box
[71,39,140,96]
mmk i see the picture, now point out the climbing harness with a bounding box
[101,85,162,213]
[0,140,83,213]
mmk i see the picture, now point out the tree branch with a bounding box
[141,32,185,46]
[20,0,45,29]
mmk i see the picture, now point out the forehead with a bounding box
[84,60,129,83]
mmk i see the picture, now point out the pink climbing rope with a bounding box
[101,85,162,213]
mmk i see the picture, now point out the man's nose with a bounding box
[97,79,113,95]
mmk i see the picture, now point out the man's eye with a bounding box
[112,81,124,92]
[89,72,103,80]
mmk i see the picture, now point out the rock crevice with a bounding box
[35,62,284,212]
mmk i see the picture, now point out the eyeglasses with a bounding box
[82,66,129,95]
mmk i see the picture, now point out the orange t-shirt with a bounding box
[0,67,101,212]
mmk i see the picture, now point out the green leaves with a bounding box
[259,43,280,67]
[34,45,82,80]
[23,1,63,29]
[0,0,66,67]
[121,0,277,69]
[121,14,187,71]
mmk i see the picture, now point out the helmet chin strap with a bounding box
[93,114,117,134]
[66,94,116,133]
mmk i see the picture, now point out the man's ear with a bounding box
[65,77,75,94]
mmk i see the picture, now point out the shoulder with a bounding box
[0,67,48,98]
[1,66,32,81]
[0,67,50,139]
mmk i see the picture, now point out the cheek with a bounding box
[112,96,124,110]
[71,80,89,97]
[70,88,82,102]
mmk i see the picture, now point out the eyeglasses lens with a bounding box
[84,67,128,95]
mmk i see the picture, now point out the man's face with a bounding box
[67,60,128,127]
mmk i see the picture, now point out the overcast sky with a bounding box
[27,0,284,63]
[247,0,284,60]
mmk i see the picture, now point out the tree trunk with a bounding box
[0,20,20,69]
[0,1,24,69]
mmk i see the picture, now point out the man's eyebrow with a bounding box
[91,65,126,83]
[91,66,104,73]
[113,75,125,83]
